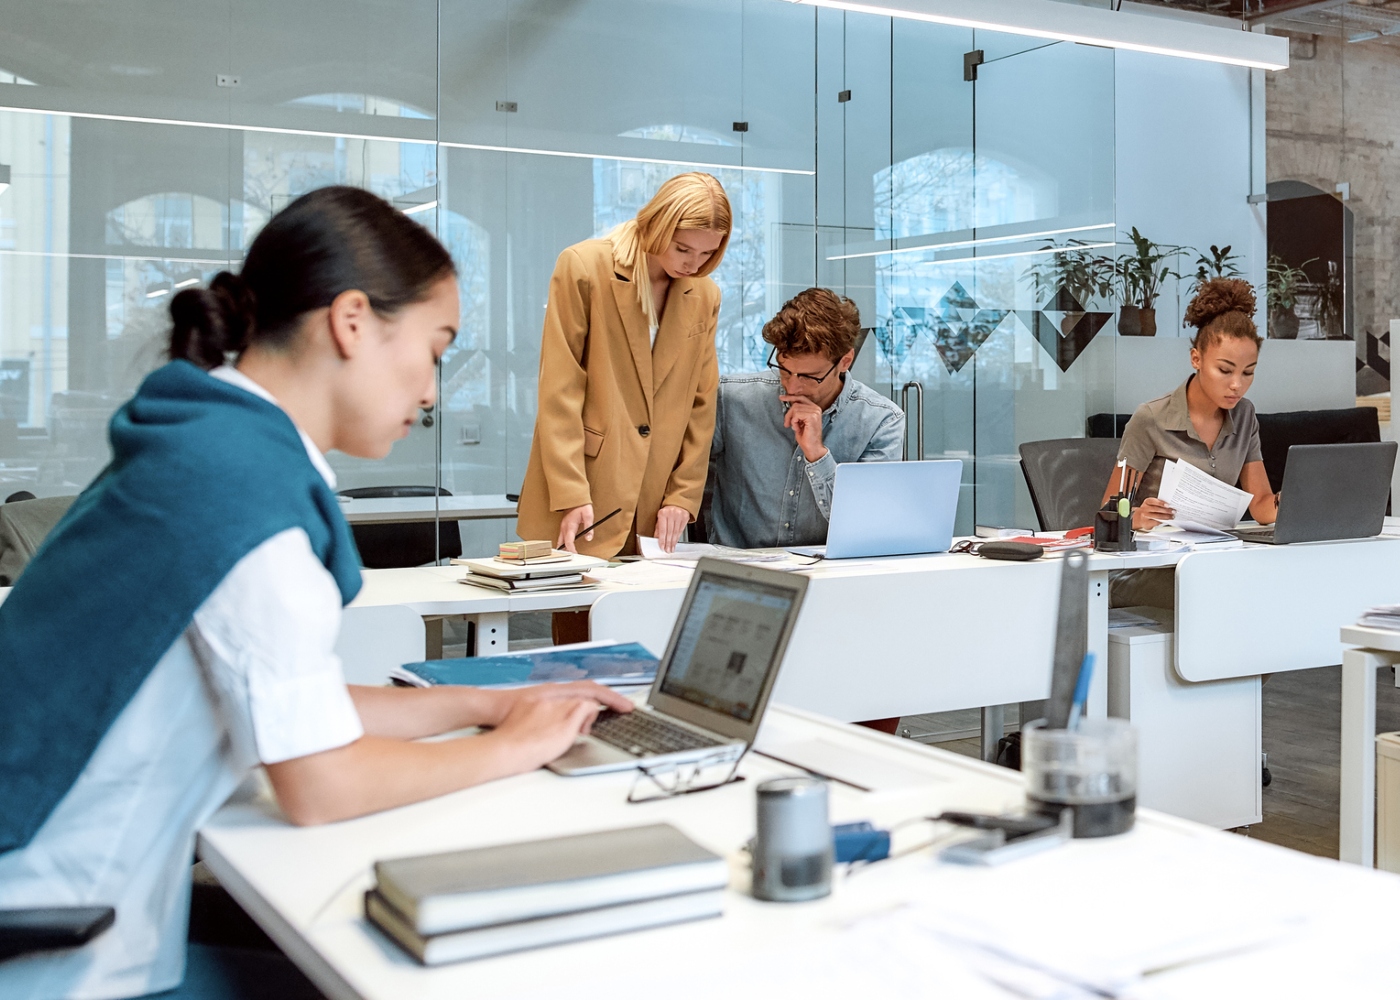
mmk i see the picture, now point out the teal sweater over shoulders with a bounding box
[0,361,362,853]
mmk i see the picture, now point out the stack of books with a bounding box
[497,539,554,562]
[455,552,607,593]
[365,823,727,965]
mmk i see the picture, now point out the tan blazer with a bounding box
[517,238,720,557]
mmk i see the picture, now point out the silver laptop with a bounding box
[788,459,963,559]
[1231,441,1397,545]
[548,558,809,776]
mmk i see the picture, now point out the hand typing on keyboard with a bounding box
[591,710,722,757]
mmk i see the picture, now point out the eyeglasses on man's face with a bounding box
[766,348,840,387]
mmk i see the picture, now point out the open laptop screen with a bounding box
[658,573,798,723]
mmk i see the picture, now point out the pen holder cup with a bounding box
[1093,508,1136,552]
[1022,719,1137,838]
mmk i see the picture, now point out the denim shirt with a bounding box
[708,372,905,549]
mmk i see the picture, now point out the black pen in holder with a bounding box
[1093,501,1136,553]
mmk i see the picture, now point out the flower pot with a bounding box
[1140,307,1157,337]
[1119,305,1156,336]
[1270,308,1299,340]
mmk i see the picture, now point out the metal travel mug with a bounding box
[752,776,832,902]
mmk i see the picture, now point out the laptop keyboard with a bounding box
[1231,526,1276,542]
[591,710,722,757]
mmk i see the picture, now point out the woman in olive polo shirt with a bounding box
[1105,278,1279,610]
[1104,277,1280,530]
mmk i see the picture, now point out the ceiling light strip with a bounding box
[0,248,235,265]
[896,240,1118,266]
[788,0,1289,71]
[436,140,815,175]
[0,104,815,176]
[827,221,1115,261]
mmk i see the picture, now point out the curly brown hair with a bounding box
[762,288,861,362]
[1184,277,1261,351]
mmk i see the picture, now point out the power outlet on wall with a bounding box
[216,74,241,88]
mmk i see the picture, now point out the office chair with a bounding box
[337,486,463,568]
[1256,407,1382,491]
[1086,412,1132,439]
[1018,438,1122,531]
[0,494,78,586]
[0,906,115,961]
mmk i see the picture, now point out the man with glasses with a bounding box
[706,288,905,549]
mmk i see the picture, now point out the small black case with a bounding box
[977,541,1044,562]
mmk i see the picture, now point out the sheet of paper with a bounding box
[1155,459,1252,530]
[849,828,1323,996]
[638,536,799,565]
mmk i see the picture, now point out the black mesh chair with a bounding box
[1256,407,1381,492]
[1018,437,1122,531]
[1086,412,1132,439]
[338,486,463,568]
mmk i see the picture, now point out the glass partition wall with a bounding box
[0,0,1119,551]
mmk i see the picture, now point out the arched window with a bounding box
[618,124,735,147]
[283,93,433,120]
[105,192,269,252]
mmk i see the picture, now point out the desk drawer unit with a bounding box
[1108,607,1262,829]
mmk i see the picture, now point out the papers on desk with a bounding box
[1135,523,1243,551]
[1156,459,1252,531]
[637,535,791,564]
[837,828,1319,999]
[1357,603,1400,631]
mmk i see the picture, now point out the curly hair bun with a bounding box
[1184,277,1256,331]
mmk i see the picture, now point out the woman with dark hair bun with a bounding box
[0,186,630,999]
[1105,276,1279,531]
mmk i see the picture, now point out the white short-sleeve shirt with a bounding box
[0,367,364,1000]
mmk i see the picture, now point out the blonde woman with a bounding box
[517,172,731,561]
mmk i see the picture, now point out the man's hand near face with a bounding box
[781,394,828,463]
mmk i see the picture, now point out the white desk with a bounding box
[198,704,1400,1000]
[1338,624,1400,867]
[339,495,517,524]
[591,552,1063,726]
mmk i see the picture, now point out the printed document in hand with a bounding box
[1156,459,1252,531]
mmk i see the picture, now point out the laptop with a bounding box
[548,558,809,776]
[788,459,963,559]
[1230,441,1397,545]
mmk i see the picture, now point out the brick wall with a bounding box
[1267,31,1399,393]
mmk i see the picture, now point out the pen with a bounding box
[574,507,622,540]
[1067,652,1095,731]
[1117,459,1127,498]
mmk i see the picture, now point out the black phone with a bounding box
[0,906,116,960]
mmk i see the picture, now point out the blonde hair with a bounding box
[609,172,732,327]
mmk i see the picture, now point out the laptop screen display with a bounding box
[659,573,798,723]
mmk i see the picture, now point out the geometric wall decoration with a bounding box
[1015,289,1114,372]
[918,281,1011,374]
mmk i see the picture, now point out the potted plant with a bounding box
[1026,242,1116,335]
[1264,253,1314,340]
[1316,260,1345,339]
[1188,244,1244,293]
[1115,227,1183,337]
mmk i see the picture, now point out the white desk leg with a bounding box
[1340,647,1381,866]
[470,612,510,656]
[1085,570,1110,718]
[981,705,1005,762]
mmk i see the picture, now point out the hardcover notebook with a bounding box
[365,888,723,965]
[389,641,658,689]
[371,823,727,937]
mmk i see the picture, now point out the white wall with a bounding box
[1114,51,1266,337]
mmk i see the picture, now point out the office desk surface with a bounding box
[338,495,517,524]
[199,705,1400,1000]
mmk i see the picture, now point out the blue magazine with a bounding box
[392,641,658,689]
